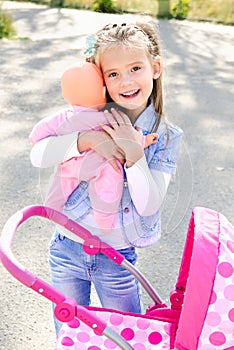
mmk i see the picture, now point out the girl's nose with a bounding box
[120,72,132,88]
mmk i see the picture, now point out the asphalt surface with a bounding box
[0,2,233,349]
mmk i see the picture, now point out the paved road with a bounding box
[0,2,233,349]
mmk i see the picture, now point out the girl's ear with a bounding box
[152,56,161,79]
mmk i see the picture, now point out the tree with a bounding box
[158,0,170,18]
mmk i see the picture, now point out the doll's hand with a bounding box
[101,108,144,167]
[135,127,159,148]
[78,130,125,172]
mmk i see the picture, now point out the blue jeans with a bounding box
[49,231,142,336]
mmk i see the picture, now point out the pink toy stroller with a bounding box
[0,205,233,349]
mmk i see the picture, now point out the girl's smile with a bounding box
[100,46,161,123]
[121,89,140,98]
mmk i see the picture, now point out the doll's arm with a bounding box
[29,108,78,144]
[142,133,159,148]
[135,126,159,149]
[29,107,108,145]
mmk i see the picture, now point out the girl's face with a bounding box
[100,45,160,122]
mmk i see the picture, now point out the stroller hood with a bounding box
[175,207,234,350]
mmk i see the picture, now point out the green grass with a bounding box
[0,6,16,38]
[188,0,233,25]
[114,0,158,15]
[3,0,234,25]
[61,0,234,25]
[53,0,158,14]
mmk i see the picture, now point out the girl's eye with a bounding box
[109,72,118,78]
[132,66,141,72]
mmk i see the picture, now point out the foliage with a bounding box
[50,0,65,8]
[188,0,233,25]
[61,0,92,10]
[0,5,16,39]
[157,0,171,18]
[92,0,117,13]
[114,0,157,15]
[171,0,190,19]
[7,0,233,25]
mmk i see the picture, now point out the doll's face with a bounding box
[61,63,106,109]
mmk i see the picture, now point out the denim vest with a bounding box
[64,103,183,248]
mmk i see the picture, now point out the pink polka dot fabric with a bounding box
[55,309,171,349]
[198,215,234,349]
[54,208,234,350]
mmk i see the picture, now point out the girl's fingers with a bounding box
[111,108,131,125]
[135,126,143,134]
[103,109,114,120]
[103,110,119,128]
[109,159,121,172]
[104,108,131,126]
[109,108,123,124]
[107,150,125,172]
[100,123,114,136]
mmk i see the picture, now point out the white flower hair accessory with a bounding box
[84,34,96,58]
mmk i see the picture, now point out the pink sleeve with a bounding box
[29,108,77,144]
[29,106,107,144]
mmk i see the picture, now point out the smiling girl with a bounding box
[30,21,183,337]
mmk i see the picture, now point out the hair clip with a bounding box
[83,34,96,58]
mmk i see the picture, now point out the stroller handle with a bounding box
[0,205,125,289]
[0,205,135,350]
[1,205,163,304]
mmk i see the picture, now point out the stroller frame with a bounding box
[0,205,182,349]
[1,205,233,349]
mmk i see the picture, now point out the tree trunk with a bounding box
[158,0,170,17]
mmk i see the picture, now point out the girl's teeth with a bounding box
[122,90,138,96]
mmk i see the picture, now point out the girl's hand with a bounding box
[101,108,144,168]
[78,129,125,172]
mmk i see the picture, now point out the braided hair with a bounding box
[86,22,166,133]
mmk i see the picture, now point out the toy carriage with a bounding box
[0,205,233,349]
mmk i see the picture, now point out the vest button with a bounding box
[124,207,130,213]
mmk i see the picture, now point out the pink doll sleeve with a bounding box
[29,107,112,146]
[29,108,79,144]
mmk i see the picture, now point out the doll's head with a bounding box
[61,62,106,110]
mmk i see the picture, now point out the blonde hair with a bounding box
[86,21,166,133]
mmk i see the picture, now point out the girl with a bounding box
[30,21,183,336]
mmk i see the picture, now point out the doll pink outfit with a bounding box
[29,106,124,230]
